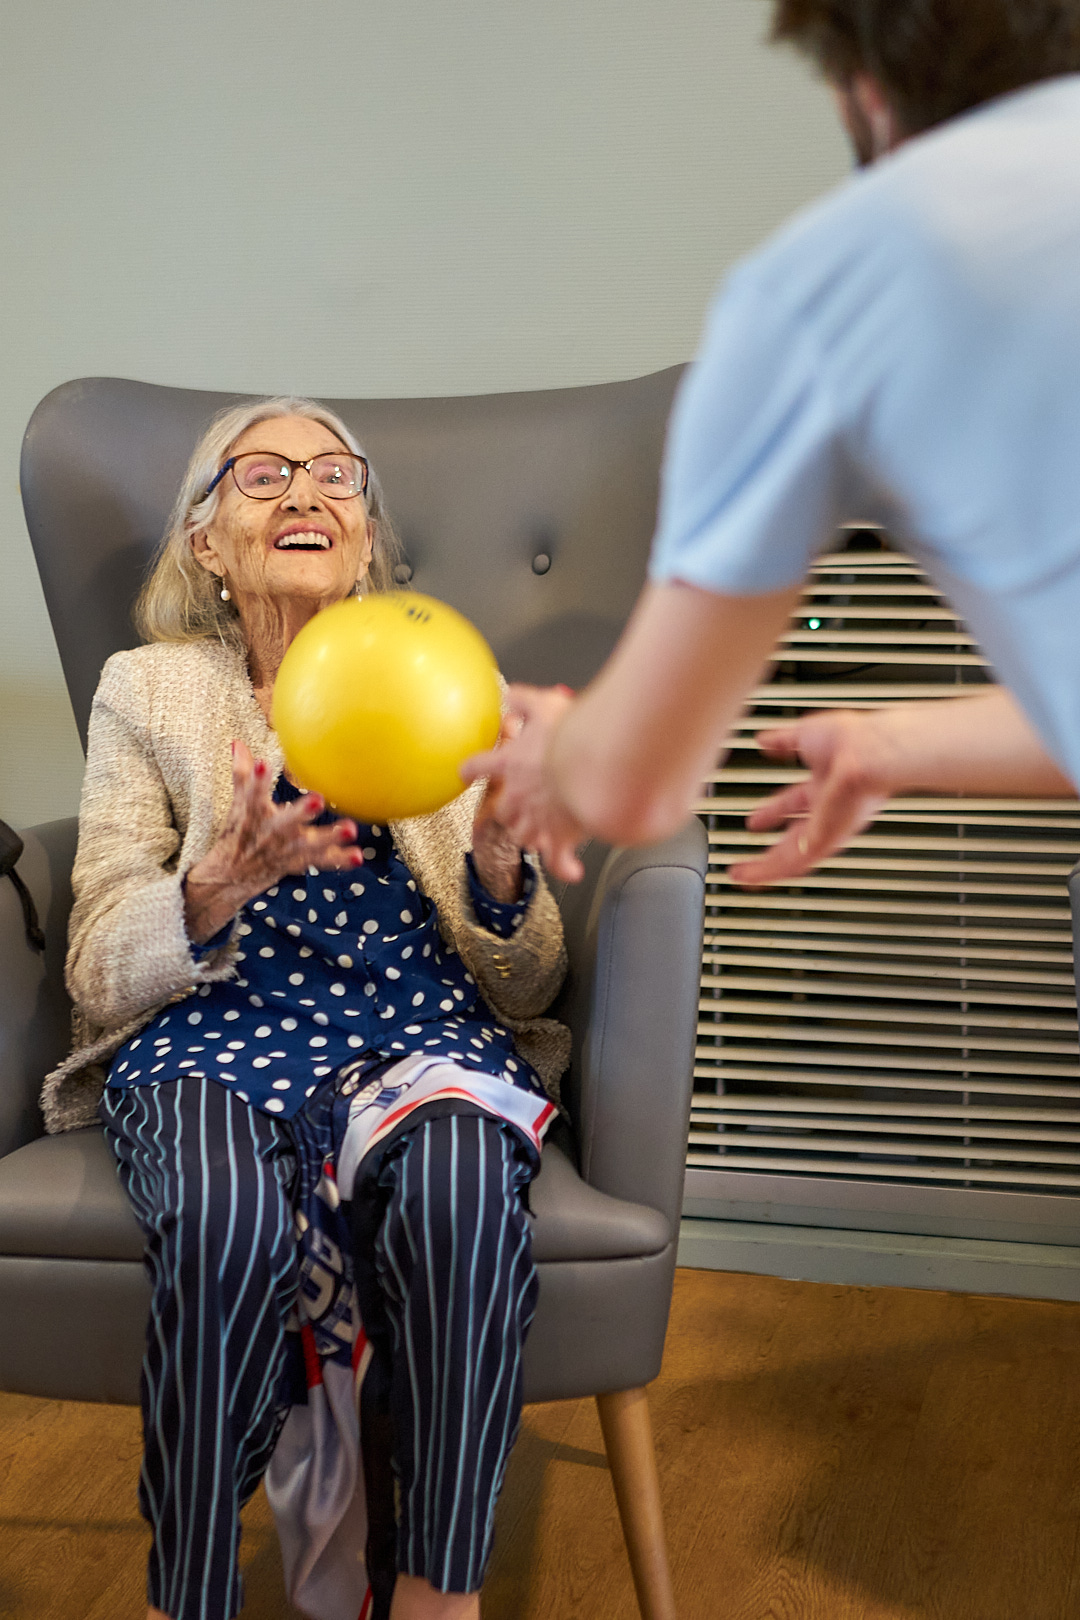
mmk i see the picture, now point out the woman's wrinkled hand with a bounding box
[470,714,528,902]
[463,684,586,883]
[182,740,362,944]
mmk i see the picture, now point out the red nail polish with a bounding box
[306,794,323,813]
[350,850,364,867]
[254,760,267,779]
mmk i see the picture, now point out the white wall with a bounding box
[0,0,849,828]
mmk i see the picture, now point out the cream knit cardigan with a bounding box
[43,639,570,1135]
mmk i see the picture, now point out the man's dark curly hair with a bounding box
[772,0,1080,135]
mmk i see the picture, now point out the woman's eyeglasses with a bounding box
[204,451,369,502]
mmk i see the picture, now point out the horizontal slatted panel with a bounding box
[695,532,1080,1197]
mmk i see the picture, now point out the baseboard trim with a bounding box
[677,1217,1080,1302]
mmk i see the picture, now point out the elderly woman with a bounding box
[43,398,569,1620]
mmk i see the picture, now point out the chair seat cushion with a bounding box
[527,1135,670,1262]
[0,1128,144,1260]
[0,1124,669,1265]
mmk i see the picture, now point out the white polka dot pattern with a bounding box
[107,782,542,1120]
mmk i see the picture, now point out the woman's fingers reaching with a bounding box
[270,796,361,875]
[462,683,586,879]
[305,816,363,871]
[186,751,359,941]
[229,740,279,850]
[215,744,363,886]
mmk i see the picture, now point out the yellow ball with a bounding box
[272,592,501,822]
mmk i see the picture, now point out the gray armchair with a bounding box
[0,374,706,1620]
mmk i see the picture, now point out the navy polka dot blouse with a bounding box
[106,778,545,1118]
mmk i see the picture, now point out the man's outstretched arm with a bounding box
[466,585,1077,885]
[729,688,1077,887]
[464,579,800,879]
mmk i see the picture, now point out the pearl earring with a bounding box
[220,585,231,602]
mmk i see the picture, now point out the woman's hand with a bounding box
[182,740,362,944]
[463,685,586,883]
[470,716,528,902]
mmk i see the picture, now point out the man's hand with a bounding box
[729,710,896,887]
[729,690,1078,887]
[463,685,587,883]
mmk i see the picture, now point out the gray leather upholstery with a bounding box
[550,830,707,1234]
[0,1248,682,1408]
[0,817,77,1158]
[0,1130,144,1261]
[4,373,706,1406]
[0,1256,150,1404]
[0,1127,666,1268]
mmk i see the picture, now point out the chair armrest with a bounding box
[553,819,706,1232]
[0,817,78,1157]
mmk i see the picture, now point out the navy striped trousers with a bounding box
[101,1076,538,1620]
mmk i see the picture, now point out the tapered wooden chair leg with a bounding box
[596,1386,677,1620]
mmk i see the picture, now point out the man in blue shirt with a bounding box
[467,0,1080,882]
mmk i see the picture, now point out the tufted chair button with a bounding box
[392,562,413,584]
[531,553,551,575]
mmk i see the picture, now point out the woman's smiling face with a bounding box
[191,414,374,613]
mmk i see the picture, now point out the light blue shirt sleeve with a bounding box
[649,269,849,595]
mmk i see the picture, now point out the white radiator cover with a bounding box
[690,534,1080,1241]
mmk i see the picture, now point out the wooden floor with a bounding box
[2,1267,1080,1619]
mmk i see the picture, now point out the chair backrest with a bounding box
[21,371,683,747]
[18,373,704,1190]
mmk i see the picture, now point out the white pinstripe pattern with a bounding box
[103,1084,538,1616]
[102,1077,299,1620]
[367,1113,537,1594]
